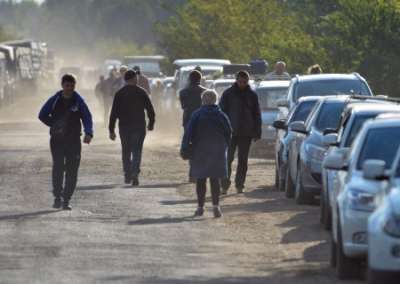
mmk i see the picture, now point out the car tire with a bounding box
[278,166,286,191]
[295,162,314,205]
[337,217,361,280]
[285,164,295,198]
[320,187,326,225]
[274,169,279,189]
[330,227,337,267]
[323,194,332,231]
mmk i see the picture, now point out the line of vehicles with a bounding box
[0,38,56,108]
[271,72,400,283]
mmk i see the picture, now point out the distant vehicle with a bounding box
[103,59,121,77]
[123,55,164,78]
[276,73,373,120]
[173,58,230,68]
[324,115,400,280]
[209,78,235,97]
[273,96,321,192]
[250,80,290,156]
[365,145,400,283]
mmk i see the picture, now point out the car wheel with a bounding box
[278,165,286,191]
[285,164,295,198]
[330,227,337,267]
[320,187,326,225]
[295,162,314,205]
[274,169,279,189]
[337,217,361,280]
[323,192,332,231]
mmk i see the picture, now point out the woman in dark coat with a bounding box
[180,89,232,218]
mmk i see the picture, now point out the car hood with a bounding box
[388,187,400,217]
[261,110,279,124]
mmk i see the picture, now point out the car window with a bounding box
[343,114,376,147]
[304,101,321,129]
[294,79,371,101]
[357,127,400,170]
[315,102,344,131]
[395,159,400,178]
[256,88,287,109]
[287,101,317,124]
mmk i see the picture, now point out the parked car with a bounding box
[123,55,164,78]
[364,146,400,283]
[250,80,290,156]
[324,115,400,280]
[209,78,235,97]
[287,96,349,204]
[276,73,373,120]
[320,103,400,231]
[273,96,321,192]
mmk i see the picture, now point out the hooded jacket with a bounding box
[218,83,262,138]
[180,105,232,179]
[38,90,93,139]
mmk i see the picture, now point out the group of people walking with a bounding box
[38,65,263,219]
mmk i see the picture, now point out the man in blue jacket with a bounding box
[219,70,262,194]
[38,74,93,210]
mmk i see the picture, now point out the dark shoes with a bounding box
[131,175,139,186]
[124,175,132,184]
[213,206,222,218]
[236,185,245,194]
[62,200,72,210]
[52,198,62,209]
[194,207,204,216]
[220,188,228,195]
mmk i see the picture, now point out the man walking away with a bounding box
[108,70,155,186]
[38,73,93,210]
[218,70,262,194]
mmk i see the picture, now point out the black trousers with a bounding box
[50,136,81,201]
[221,136,253,189]
[196,178,220,207]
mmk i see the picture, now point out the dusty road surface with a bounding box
[0,89,365,284]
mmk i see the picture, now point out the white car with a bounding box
[364,150,400,283]
[321,103,400,231]
[323,116,400,280]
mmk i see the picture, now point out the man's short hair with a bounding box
[189,70,202,83]
[61,73,76,84]
[132,66,141,71]
[124,70,138,81]
[201,89,218,105]
[236,70,250,80]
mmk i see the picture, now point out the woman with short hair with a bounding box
[180,89,232,217]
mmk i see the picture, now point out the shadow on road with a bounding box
[127,216,206,226]
[0,210,58,220]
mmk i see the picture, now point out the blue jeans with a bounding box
[119,125,146,178]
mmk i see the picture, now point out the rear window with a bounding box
[357,127,400,170]
[294,79,371,101]
[344,114,376,147]
[315,102,344,131]
[256,88,287,110]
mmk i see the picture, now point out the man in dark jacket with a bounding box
[109,70,155,186]
[179,70,207,129]
[218,70,262,194]
[38,73,93,210]
[133,65,151,95]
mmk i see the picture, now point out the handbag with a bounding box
[182,144,193,160]
[50,111,70,142]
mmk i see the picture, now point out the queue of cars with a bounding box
[271,72,400,282]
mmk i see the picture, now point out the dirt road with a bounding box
[0,89,364,283]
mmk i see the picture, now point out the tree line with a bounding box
[0,0,399,96]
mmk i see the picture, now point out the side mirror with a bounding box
[323,154,347,170]
[273,120,286,130]
[276,98,288,107]
[290,121,308,134]
[322,133,338,146]
[363,159,387,180]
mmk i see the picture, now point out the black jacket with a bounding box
[109,85,155,133]
[218,83,262,138]
[179,82,207,128]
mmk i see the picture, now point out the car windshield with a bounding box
[288,101,317,124]
[344,114,376,147]
[256,88,287,110]
[315,102,344,131]
[294,79,370,101]
[357,127,400,170]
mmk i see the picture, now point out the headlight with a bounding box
[305,144,327,160]
[384,215,400,238]
[348,190,374,212]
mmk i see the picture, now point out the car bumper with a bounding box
[341,208,370,259]
[369,229,400,271]
[300,156,323,195]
